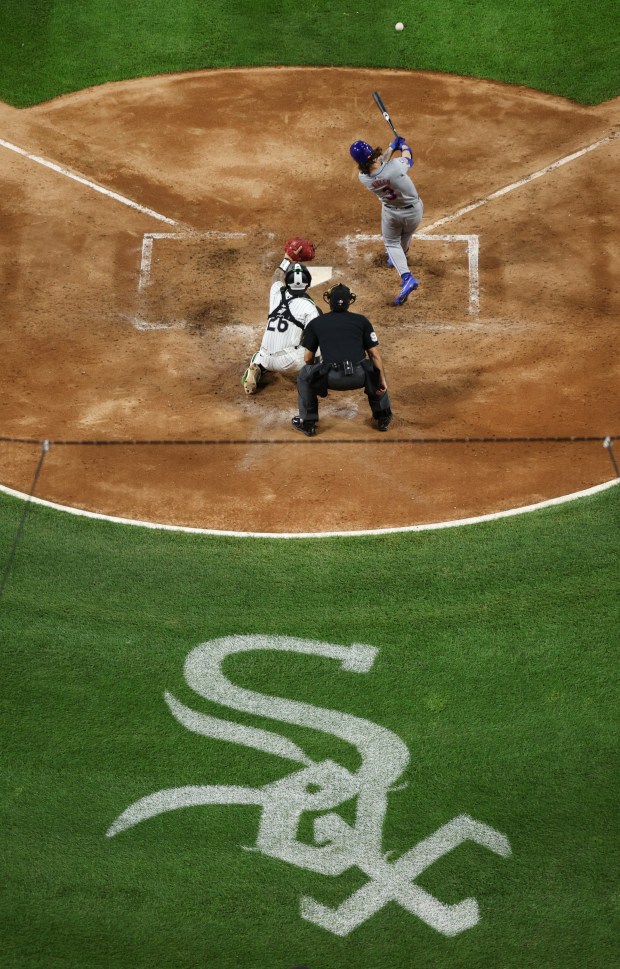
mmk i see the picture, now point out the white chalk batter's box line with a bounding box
[136,230,479,330]
[138,230,245,290]
[135,231,247,330]
[136,231,338,331]
[139,231,338,293]
[346,232,479,315]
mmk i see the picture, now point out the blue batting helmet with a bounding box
[349,140,374,163]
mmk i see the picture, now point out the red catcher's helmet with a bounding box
[349,140,374,163]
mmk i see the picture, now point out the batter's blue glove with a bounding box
[390,135,406,151]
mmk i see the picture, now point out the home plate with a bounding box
[307,266,333,289]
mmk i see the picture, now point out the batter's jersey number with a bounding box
[378,185,398,202]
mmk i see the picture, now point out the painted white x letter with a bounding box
[300,814,511,937]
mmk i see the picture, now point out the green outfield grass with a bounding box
[1,0,619,107]
[1,486,619,968]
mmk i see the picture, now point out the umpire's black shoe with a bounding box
[291,416,317,437]
[377,414,392,432]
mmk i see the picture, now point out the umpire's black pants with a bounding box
[297,361,392,423]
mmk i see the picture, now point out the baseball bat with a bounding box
[372,90,399,138]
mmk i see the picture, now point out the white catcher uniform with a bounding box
[359,156,423,277]
[252,281,319,374]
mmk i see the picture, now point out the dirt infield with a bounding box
[0,67,618,532]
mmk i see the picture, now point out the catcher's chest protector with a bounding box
[268,288,308,331]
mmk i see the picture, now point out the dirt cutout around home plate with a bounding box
[0,68,618,533]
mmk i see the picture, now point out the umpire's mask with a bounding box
[324,284,356,312]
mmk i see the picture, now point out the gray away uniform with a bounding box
[359,156,423,277]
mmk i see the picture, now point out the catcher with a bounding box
[242,237,320,395]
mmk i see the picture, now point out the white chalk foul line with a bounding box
[423,131,620,232]
[0,138,179,226]
[467,236,479,313]
[0,477,617,539]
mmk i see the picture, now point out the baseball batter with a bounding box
[350,135,423,305]
[242,252,320,395]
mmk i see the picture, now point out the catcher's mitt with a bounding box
[284,236,316,262]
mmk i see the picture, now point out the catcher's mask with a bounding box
[349,140,374,164]
[285,263,312,292]
[324,284,356,312]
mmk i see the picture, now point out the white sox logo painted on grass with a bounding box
[107,636,511,937]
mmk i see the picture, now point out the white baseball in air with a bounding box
[395,22,404,31]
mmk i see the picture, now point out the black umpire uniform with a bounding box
[291,284,393,437]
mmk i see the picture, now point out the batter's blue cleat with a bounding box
[393,272,419,305]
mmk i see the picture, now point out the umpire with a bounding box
[291,284,393,437]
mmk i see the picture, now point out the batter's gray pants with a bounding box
[297,363,392,423]
[382,199,423,276]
